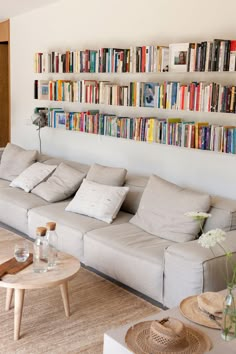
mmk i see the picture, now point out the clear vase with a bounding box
[221,287,236,341]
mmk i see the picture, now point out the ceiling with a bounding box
[0,0,61,21]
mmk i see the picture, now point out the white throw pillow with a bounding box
[31,162,86,202]
[65,179,129,223]
[10,162,57,193]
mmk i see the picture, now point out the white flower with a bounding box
[198,228,226,248]
[184,212,211,220]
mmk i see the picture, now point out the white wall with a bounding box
[10,0,236,198]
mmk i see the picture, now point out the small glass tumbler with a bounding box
[14,242,29,262]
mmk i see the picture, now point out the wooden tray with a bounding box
[0,253,33,279]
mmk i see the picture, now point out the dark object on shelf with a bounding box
[32,109,48,128]
[32,109,48,153]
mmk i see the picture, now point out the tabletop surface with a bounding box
[104,289,236,354]
[0,228,80,289]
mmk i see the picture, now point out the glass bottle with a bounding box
[33,226,48,273]
[221,286,236,341]
[46,221,58,268]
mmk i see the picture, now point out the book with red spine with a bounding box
[195,83,201,111]
[189,82,196,111]
[141,46,146,73]
[229,40,236,71]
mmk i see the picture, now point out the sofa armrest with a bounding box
[163,230,236,308]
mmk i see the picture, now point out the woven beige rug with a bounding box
[0,266,160,353]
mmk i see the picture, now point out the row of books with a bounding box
[45,107,236,153]
[34,39,236,74]
[34,79,236,114]
[186,39,236,72]
[34,46,169,74]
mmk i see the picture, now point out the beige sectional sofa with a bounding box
[0,145,236,309]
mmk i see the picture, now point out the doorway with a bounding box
[0,20,9,147]
[0,43,9,147]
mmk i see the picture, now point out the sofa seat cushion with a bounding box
[84,223,174,302]
[28,201,133,261]
[0,187,49,234]
[85,223,174,263]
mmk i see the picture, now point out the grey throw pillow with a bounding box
[0,143,37,181]
[86,163,127,186]
[32,162,86,202]
[130,174,210,242]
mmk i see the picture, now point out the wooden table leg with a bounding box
[60,282,70,317]
[14,289,25,340]
[5,288,14,311]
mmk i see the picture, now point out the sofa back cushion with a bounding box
[86,163,127,186]
[130,174,210,242]
[203,196,236,232]
[121,174,148,214]
[0,143,37,181]
[41,157,90,174]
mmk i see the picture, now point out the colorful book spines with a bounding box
[34,45,170,74]
[34,39,236,74]
[34,79,236,114]
[43,108,236,154]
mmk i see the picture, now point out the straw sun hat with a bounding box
[125,317,212,354]
[180,292,224,329]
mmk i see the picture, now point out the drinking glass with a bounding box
[14,242,29,262]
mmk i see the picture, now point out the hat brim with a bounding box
[125,319,212,354]
[180,295,222,329]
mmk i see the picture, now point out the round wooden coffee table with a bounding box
[0,230,80,340]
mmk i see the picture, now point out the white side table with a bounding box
[103,303,236,354]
